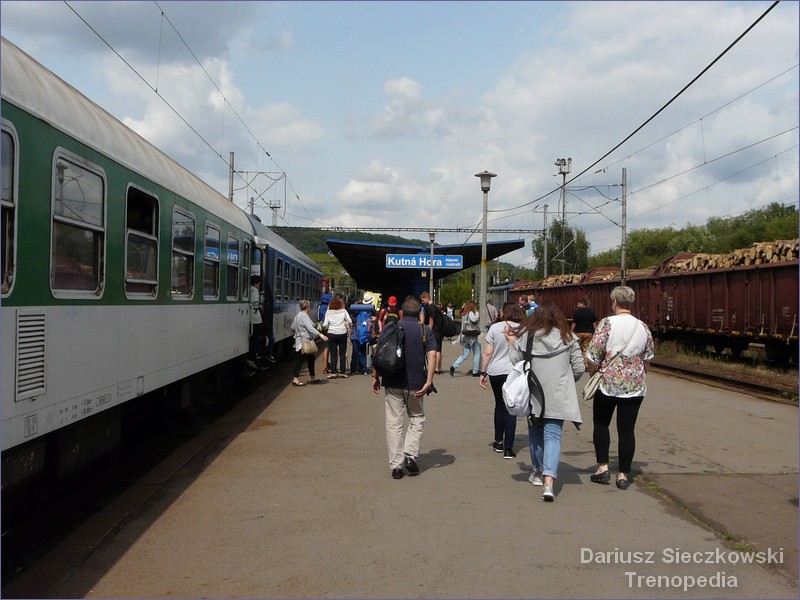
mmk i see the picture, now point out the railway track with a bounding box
[649,359,798,403]
[1,370,266,589]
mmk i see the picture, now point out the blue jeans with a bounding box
[528,418,564,480]
[452,337,481,373]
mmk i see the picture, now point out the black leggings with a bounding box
[327,332,348,374]
[293,350,316,379]
[592,390,644,474]
[489,374,516,450]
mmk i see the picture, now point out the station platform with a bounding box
[6,339,798,598]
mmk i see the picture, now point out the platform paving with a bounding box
[5,339,798,599]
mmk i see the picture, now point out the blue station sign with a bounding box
[386,254,464,269]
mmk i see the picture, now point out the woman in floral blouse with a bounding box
[585,286,655,490]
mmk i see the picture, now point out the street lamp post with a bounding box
[474,170,497,332]
[428,231,436,300]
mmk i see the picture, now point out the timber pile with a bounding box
[539,273,583,287]
[665,239,799,273]
[586,267,654,282]
[511,279,537,291]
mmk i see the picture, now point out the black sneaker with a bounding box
[503,448,516,459]
[492,441,503,453]
[449,366,455,377]
[392,467,404,480]
[404,455,420,475]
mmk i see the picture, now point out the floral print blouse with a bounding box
[586,314,655,398]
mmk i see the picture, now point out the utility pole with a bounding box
[543,204,548,278]
[621,167,627,285]
[554,158,572,274]
[228,152,234,202]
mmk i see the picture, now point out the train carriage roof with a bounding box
[246,214,321,273]
[0,37,251,233]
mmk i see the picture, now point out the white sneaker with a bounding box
[542,485,554,502]
[529,473,544,487]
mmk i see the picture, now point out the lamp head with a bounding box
[474,170,497,192]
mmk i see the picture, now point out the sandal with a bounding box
[292,381,306,387]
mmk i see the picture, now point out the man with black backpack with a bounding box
[372,298,437,480]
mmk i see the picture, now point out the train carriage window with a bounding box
[171,209,195,298]
[296,267,302,301]
[1,125,17,296]
[290,265,297,301]
[241,241,251,299]
[125,186,159,297]
[275,258,283,303]
[226,235,240,300]
[283,261,290,302]
[203,223,221,299]
[51,153,105,294]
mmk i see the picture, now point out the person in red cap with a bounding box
[378,295,403,332]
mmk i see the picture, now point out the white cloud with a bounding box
[2,0,796,265]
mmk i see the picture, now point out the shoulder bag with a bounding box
[301,338,318,355]
[582,321,639,401]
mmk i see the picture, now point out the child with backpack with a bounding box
[349,295,376,374]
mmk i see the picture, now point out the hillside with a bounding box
[272,227,431,255]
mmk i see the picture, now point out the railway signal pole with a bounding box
[554,158,572,274]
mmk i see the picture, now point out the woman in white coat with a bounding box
[505,300,584,502]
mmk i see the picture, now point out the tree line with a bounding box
[533,202,797,278]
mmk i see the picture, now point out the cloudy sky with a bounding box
[2,1,797,268]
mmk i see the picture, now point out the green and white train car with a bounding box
[1,38,321,484]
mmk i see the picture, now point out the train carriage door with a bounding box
[259,244,274,324]
[251,245,264,305]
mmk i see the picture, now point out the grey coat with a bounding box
[508,328,585,425]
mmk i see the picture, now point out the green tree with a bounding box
[531,221,590,277]
[587,202,798,268]
[440,271,474,309]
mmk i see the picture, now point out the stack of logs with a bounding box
[538,274,584,287]
[585,268,654,282]
[665,239,799,273]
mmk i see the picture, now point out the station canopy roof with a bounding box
[326,237,526,294]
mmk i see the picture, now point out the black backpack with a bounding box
[373,320,406,375]
[440,313,459,338]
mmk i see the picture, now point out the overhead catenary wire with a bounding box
[63,0,306,213]
[492,0,782,215]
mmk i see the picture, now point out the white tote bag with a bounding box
[502,360,532,418]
